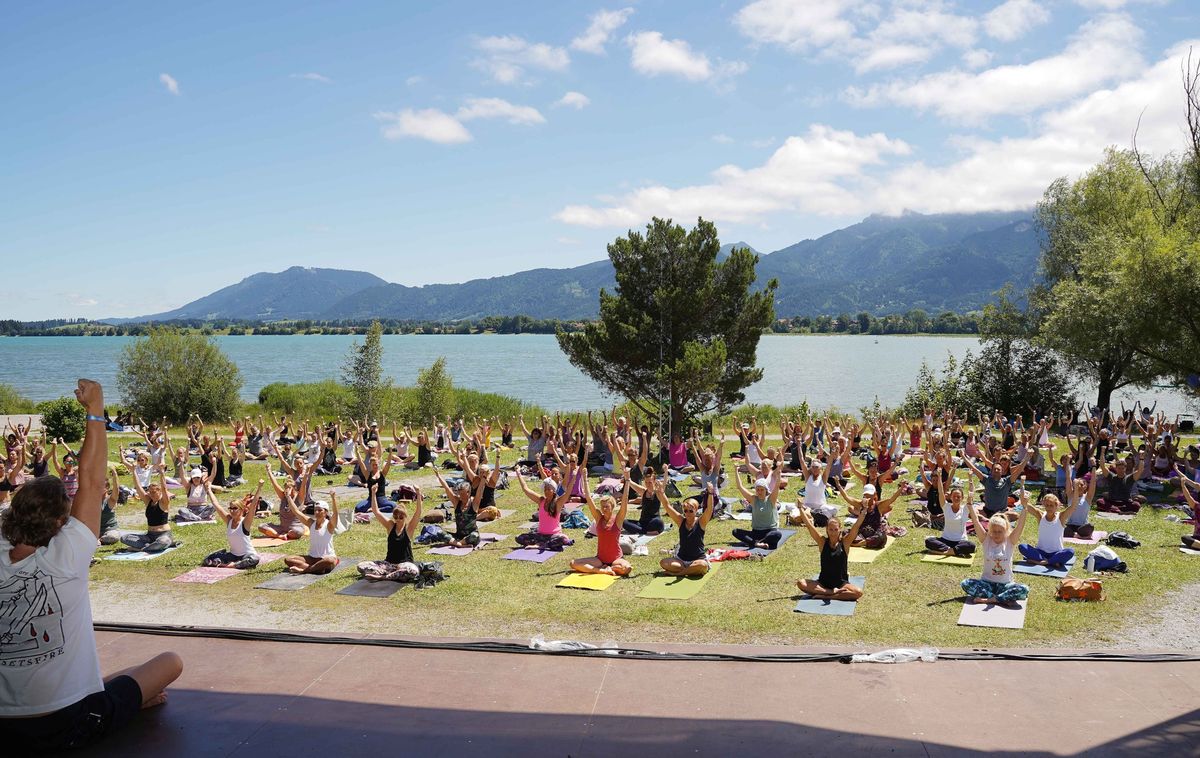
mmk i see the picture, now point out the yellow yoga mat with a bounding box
[921,552,975,566]
[557,572,619,591]
[848,536,894,564]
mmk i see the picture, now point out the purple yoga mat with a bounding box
[428,545,474,556]
[503,547,560,563]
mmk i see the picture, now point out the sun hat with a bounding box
[754,478,770,489]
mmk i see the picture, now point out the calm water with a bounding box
[0,334,1189,416]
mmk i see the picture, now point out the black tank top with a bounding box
[639,491,660,526]
[817,540,848,590]
[454,503,477,538]
[480,479,496,509]
[677,519,705,561]
[366,471,387,500]
[418,444,432,466]
[146,500,169,528]
[385,525,413,564]
[229,458,243,478]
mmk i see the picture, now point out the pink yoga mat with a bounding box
[503,547,559,563]
[171,567,240,584]
[1063,531,1107,545]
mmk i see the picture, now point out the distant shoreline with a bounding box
[0,330,981,339]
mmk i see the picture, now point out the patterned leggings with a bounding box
[203,550,260,569]
[357,560,418,582]
[961,578,1029,602]
[515,532,573,550]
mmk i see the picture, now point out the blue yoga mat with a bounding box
[794,576,866,616]
[1013,556,1076,579]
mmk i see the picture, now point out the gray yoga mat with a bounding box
[335,578,407,598]
[254,559,354,591]
[794,576,866,616]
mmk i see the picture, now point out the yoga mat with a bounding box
[1063,530,1107,545]
[921,552,975,566]
[731,529,797,557]
[171,567,240,584]
[957,599,1027,629]
[848,537,894,564]
[503,547,560,563]
[1013,557,1076,578]
[732,512,753,521]
[173,519,216,527]
[1095,512,1135,521]
[254,560,353,591]
[336,578,407,598]
[250,537,292,548]
[427,533,505,556]
[557,573,619,591]
[794,576,866,616]
[105,545,181,561]
[1180,547,1200,556]
[636,563,720,600]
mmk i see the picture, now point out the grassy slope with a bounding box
[89,430,1199,646]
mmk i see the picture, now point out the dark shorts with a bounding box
[0,675,142,752]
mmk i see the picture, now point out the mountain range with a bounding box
[127,210,1040,323]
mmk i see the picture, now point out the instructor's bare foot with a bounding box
[142,691,168,709]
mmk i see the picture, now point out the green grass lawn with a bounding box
[88,430,1200,646]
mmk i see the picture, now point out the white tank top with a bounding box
[308,521,336,558]
[1037,514,1065,552]
[803,475,826,508]
[982,537,1013,583]
[188,483,207,506]
[942,503,966,542]
[341,440,355,458]
[747,443,762,467]
[226,518,255,557]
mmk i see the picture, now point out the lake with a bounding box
[0,334,1190,416]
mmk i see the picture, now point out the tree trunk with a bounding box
[1095,378,1115,412]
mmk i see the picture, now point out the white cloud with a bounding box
[375,109,472,144]
[291,72,332,83]
[66,293,98,307]
[871,41,1195,214]
[555,40,1196,227]
[556,124,911,226]
[856,44,933,73]
[712,133,735,143]
[961,48,995,69]
[1073,0,1163,8]
[984,0,1050,42]
[159,73,179,95]
[473,35,569,84]
[455,97,546,125]
[734,0,859,51]
[844,13,1144,122]
[626,31,747,83]
[405,75,424,86]
[375,97,545,143]
[571,8,634,54]
[555,91,591,109]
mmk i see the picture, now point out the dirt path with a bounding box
[1105,578,1200,649]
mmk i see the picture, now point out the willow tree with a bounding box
[557,217,777,432]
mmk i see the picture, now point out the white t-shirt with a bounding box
[0,517,102,716]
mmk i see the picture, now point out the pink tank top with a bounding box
[538,499,562,536]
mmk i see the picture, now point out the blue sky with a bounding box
[3,0,1197,319]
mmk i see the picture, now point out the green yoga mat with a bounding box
[636,562,720,600]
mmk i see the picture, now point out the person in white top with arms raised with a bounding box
[0,379,182,752]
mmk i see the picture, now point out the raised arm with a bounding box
[796,505,824,546]
[70,380,107,536]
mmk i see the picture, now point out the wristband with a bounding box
[86,414,106,424]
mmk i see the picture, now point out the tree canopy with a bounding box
[340,320,389,421]
[557,217,777,431]
[117,328,243,423]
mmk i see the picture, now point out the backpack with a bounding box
[415,561,447,590]
[1084,545,1127,573]
[561,509,591,529]
[1106,531,1140,549]
[1056,577,1104,601]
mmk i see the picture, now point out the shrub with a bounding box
[117,328,243,424]
[36,397,86,443]
[0,383,35,414]
[257,381,353,418]
[341,321,389,420]
[414,358,454,422]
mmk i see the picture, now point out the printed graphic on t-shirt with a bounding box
[0,569,66,667]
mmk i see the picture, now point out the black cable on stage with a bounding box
[93,622,1200,664]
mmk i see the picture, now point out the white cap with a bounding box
[543,477,557,489]
[861,484,877,497]
[313,500,330,511]
[189,468,204,479]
